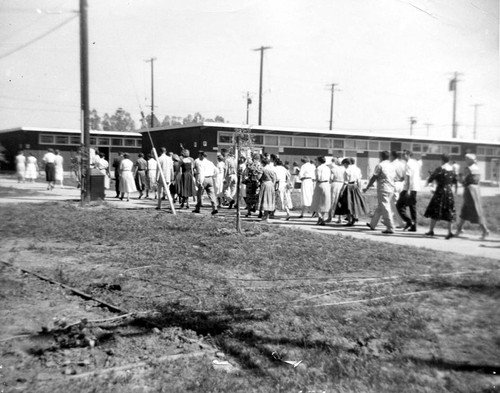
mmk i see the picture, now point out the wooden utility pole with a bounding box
[146,57,157,128]
[246,92,251,124]
[328,83,338,131]
[424,123,432,137]
[450,72,461,138]
[253,46,271,126]
[409,117,417,136]
[79,0,90,204]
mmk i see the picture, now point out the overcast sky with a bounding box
[1,0,499,141]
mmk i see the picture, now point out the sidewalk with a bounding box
[1,176,499,260]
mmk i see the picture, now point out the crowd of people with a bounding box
[15,146,490,240]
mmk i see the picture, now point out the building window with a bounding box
[344,139,356,149]
[293,137,306,147]
[111,138,123,146]
[55,135,68,144]
[280,136,292,146]
[379,141,391,151]
[450,145,461,155]
[40,134,54,144]
[253,134,264,145]
[97,138,109,146]
[477,147,486,156]
[333,139,344,149]
[264,135,278,146]
[401,142,411,151]
[306,138,319,148]
[368,141,379,151]
[356,140,367,150]
[218,132,233,144]
[90,137,97,145]
[412,143,421,152]
[136,140,142,148]
[124,139,136,147]
[320,138,330,148]
[441,145,451,154]
[70,136,81,145]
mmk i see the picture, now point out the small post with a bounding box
[235,134,241,233]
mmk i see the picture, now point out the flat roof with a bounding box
[139,122,500,146]
[0,127,142,137]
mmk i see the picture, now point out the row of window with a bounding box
[218,132,462,155]
[477,146,500,156]
[39,134,142,148]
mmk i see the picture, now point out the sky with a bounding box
[1,0,499,142]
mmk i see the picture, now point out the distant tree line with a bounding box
[89,108,227,132]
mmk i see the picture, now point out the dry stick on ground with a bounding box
[0,259,127,314]
[0,334,32,343]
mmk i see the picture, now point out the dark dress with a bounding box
[335,183,367,217]
[243,161,263,213]
[460,165,484,224]
[176,159,196,198]
[424,166,456,222]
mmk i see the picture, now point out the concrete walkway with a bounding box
[1,176,499,261]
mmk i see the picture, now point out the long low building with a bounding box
[1,123,499,184]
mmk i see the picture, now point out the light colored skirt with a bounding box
[330,182,343,212]
[120,171,137,193]
[301,178,314,207]
[25,164,38,180]
[311,182,331,213]
[259,180,276,211]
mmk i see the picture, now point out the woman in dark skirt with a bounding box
[176,149,196,208]
[424,153,456,239]
[242,153,263,217]
[454,153,489,239]
[335,158,367,226]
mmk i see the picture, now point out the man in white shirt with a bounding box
[397,149,421,232]
[298,156,316,218]
[363,150,396,234]
[390,151,406,227]
[42,148,56,190]
[193,150,218,215]
[156,147,174,209]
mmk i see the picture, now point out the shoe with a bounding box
[285,215,290,221]
[408,225,417,232]
[258,212,263,219]
[155,207,161,210]
[403,222,412,231]
[192,209,200,213]
[245,213,251,218]
[126,198,130,202]
[138,193,143,199]
[180,203,184,208]
[297,214,304,219]
[211,210,218,215]
[445,233,454,240]
[312,212,317,218]
[382,230,394,234]
[318,219,325,226]
[480,230,490,240]
[228,201,235,209]
[366,223,375,230]
[424,231,434,237]
[119,196,123,201]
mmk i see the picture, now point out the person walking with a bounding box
[156,147,174,209]
[25,152,38,183]
[192,151,218,215]
[335,158,367,226]
[177,149,196,209]
[134,153,148,199]
[310,156,332,225]
[242,153,263,217]
[274,158,293,220]
[397,150,420,232]
[54,149,64,188]
[70,149,82,188]
[119,153,137,201]
[364,151,396,234]
[454,154,490,239]
[112,152,124,198]
[146,153,158,199]
[258,157,277,222]
[390,151,405,228]
[326,158,345,223]
[42,148,56,190]
[95,152,110,190]
[424,154,456,239]
[15,150,26,183]
[215,153,226,208]
[298,156,316,218]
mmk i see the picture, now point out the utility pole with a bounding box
[424,123,433,137]
[449,72,461,138]
[328,83,338,131]
[253,46,271,126]
[145,57,157,128]
[472,104,482,140]
[409,117,417,136]
[246,92,252,124]
[79,0,90,204]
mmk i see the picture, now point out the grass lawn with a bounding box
[0,201,499,392]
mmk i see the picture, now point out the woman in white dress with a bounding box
[311,156,332,225]
[274,159,293,220]
[119,153,137,201]
[54,149,64,188]
[25,153,38,182]
[15,150,26,183]
[326,158,345,223]
[95,152,110,190]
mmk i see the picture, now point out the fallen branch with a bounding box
[0,334,31,343]
[123,265,161,273]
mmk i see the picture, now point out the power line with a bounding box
[0,14,78,61]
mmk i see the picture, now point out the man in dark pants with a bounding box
[397,150,420,232]
[112,152,124,198]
